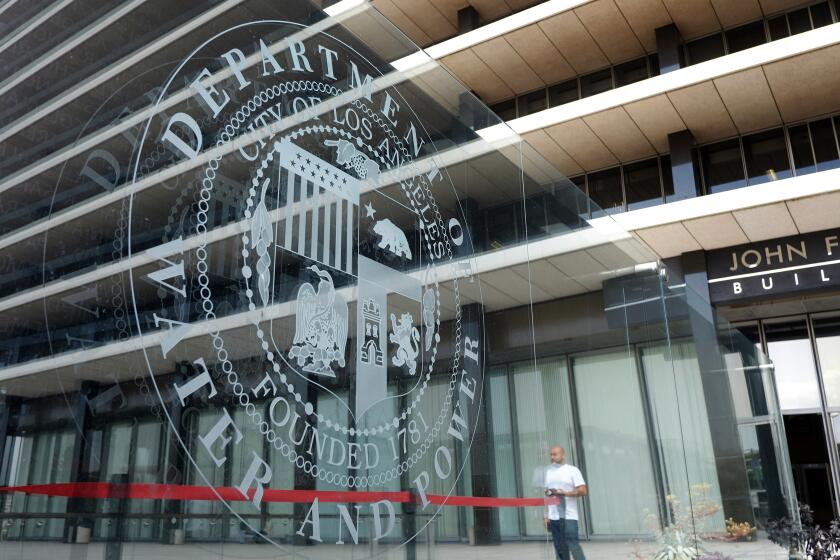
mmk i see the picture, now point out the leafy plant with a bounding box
[652,530,700,560]
[724,518,756,541]
[767,504,840,559]
[632,484,723,560]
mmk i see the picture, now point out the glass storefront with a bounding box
[0,1,797,559]
[731,312,840,525]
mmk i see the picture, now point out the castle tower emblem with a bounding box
[360,298,384,367]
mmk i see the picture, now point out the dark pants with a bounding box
[548,519,585,560]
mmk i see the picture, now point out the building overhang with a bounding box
[509,22,840,176]
[389,0,813,105]
[610,167,840,258]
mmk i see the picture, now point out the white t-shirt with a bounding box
[544,463,586,521]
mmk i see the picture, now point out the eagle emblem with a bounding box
[289,265,348,378]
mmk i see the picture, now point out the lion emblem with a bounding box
[389,312,420,375]
[374,218,412,259]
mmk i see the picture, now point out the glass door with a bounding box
[814,313,840,519]
[754,315,840,522]
[764,320,822,414]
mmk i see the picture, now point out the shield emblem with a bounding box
[253,139,427,421]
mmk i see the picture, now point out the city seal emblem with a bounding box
[126,18,485,550]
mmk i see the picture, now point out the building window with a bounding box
[517,89,547,118]
[686,33,725,65]
[725,21,767,53]
[548,79,579,107]
[580,68,613,98]
[811,1,834,27]
[701,138,745,193]
[614,57,649,87]
[789,124,816,175]
[743,128,791,184]
[624,158,663,210]
[572,350,661,535]
[567,175,590,221]
[768,15,790,40]
[490,99,517,121]
[812,118,840,170]
[546,183,588,232]
[525,194,548,240]
[588,167,623,215]
[661,155,677,201]
[788,7,813,34]
[814,316,840,407]
[486,204,519,248]
[765,321,823,411]
[648,53,661,76]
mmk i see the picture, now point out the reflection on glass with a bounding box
[614,57,649,87]
[789,124,816,175]
[788,7,812,34]
[686,34,725,65]
[814,316,840,407]
[517,89,547,118]
[486,204,519,249]
[624,158,663,210]
[186,410,225,540]
[811,2,833,27]
[488,368,520,538]
[548,79,579,107]
[641,342,724,533]
[588,167,623,215]
[768,15,790,40]
[832,413,840,467]
[744,128,791,184]
[525,195,549,240]
[765,321,822,411]
[738,423,787,525]
[572,350,660,535]
[3,431,74,539]
[813,118,840,170]
[580,68,612,98]
[662,155,676,201]
[491,98,517,121]
[701,139,745,193]
[722,324,769,418]
[725,21,766,53]
[512,358,576,536]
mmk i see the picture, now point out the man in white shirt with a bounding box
[543,445,587,560]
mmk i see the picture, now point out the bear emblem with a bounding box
[373,218,412,259]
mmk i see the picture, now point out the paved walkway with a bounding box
[0,539,789,559]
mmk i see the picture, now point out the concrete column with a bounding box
[668,130,699,201]
[458,6,480,34]
[681,251,755,524]
[655,24,683,73]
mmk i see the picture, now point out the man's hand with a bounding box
[552,488,565,497]
[543,517,548,530]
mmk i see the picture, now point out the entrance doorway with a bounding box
[784,414,834,524]
[734,314,840,524]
